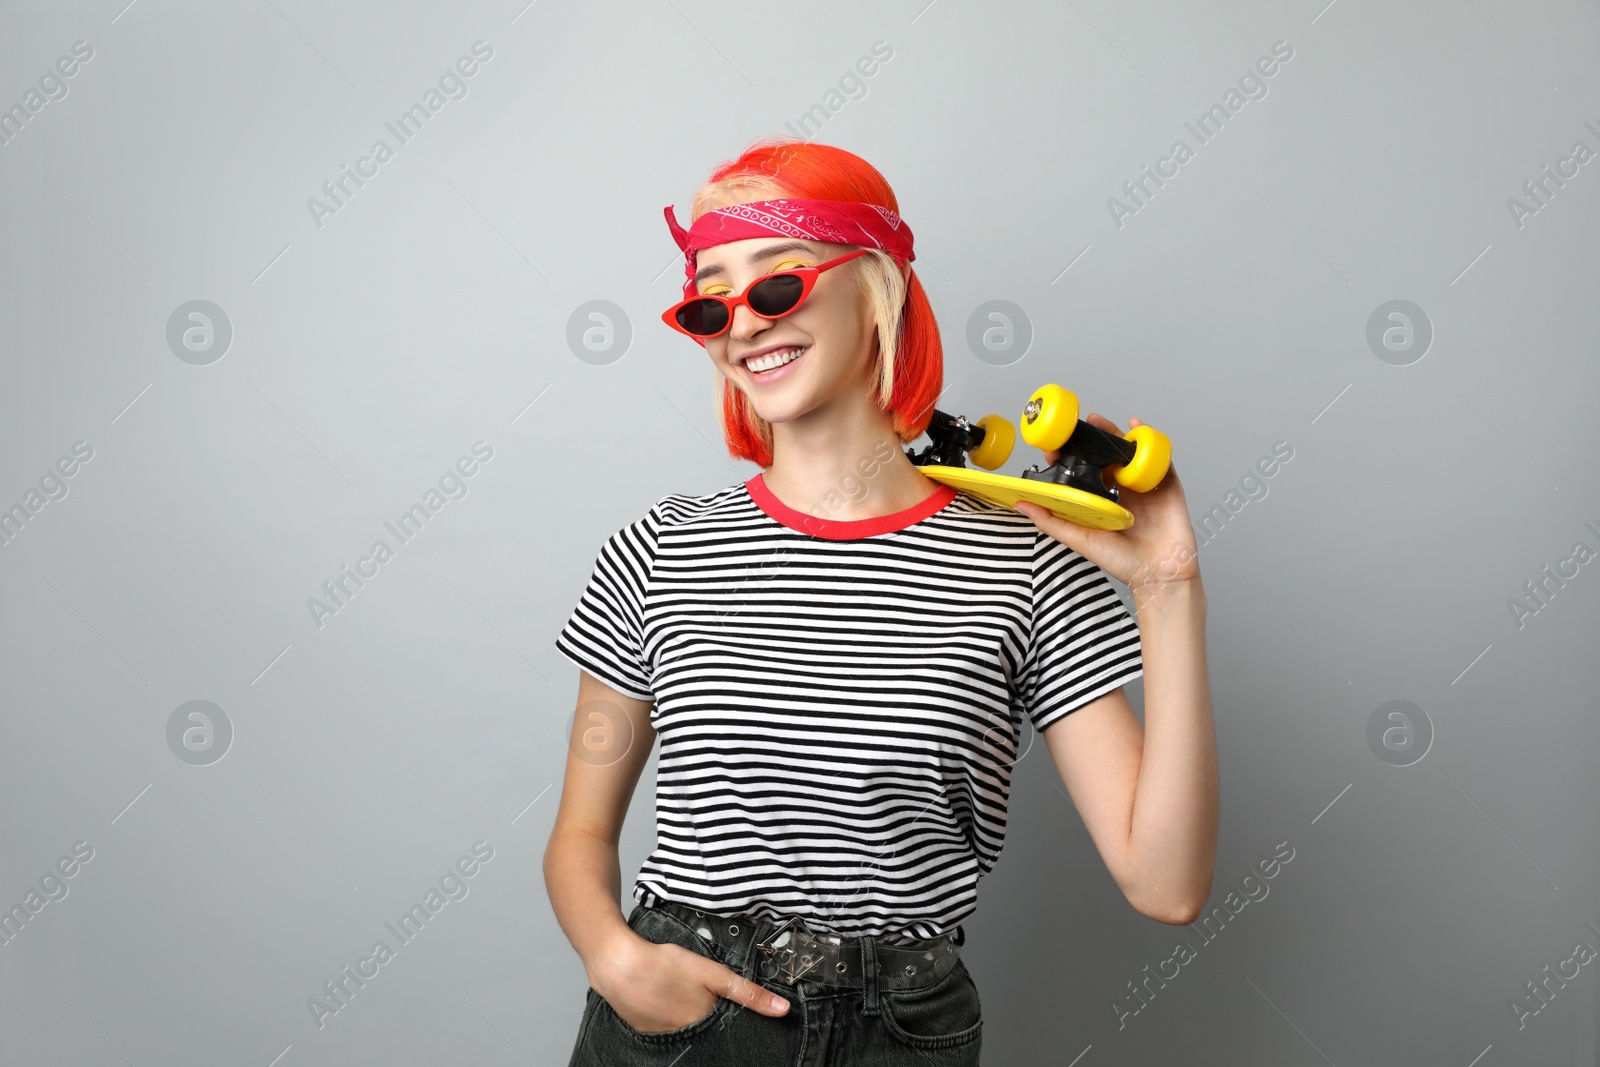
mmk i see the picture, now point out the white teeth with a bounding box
[745,346,807,373]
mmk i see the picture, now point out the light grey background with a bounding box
[3,0,1598,1064]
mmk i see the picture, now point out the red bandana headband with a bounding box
[664,198,915,299]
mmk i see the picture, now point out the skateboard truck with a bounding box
[1017,400,1135,504]
[901,384,1172,532]
[905,409,1015,471]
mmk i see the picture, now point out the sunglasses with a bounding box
[661,248,875,339]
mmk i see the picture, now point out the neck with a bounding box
[759,397,938,522]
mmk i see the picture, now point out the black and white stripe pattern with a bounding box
[555,480,1143,939]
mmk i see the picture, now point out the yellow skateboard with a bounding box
[907,384,1171,530]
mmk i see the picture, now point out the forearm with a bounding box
[543,827,639,990]
[1124,576,1219,921]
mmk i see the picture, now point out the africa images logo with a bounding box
[307,841,494,1029]
[1112,840,1296,1029]
[1106,40,1295,229]
[305,41,494,230]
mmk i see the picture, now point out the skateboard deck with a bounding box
[920,465,1136,530]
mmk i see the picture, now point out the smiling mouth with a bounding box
[742,345,810,376]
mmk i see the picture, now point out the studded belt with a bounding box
[647,900,964,991]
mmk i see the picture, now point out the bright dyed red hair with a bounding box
[684,138,943,469]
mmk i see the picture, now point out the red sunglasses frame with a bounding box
[661,248,876,340]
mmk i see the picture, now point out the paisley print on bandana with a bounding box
[663,198,916,299]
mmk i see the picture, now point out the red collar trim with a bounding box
[744,473,958,540]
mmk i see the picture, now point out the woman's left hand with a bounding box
[1011,412,1200,598]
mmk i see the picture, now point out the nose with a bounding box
[728,299,769,343]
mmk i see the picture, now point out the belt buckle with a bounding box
[754,916,842,986]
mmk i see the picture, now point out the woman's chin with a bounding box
[749,402,803,426]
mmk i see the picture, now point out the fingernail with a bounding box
[769,994,789,1012]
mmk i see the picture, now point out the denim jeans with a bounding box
[566,899,983,1066]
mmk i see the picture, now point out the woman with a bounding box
[546,138,1218,1066]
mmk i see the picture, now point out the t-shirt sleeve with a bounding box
[553,503,666,702]
[1017,531,1144,733]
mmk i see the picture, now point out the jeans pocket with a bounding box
[593,906,731,1044]
[878,959,983,1050]
[630,904,723,959]
[594,986,729,1043]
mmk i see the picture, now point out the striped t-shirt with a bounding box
[554,472,1144,940]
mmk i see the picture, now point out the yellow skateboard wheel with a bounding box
[969,414,1015,470]
[1113,424,1172,492]
[1020,384,1080,453]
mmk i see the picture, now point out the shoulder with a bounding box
[937,490,1100,574]
[941,488,1034,527]
[933,489,1062,547]
[606,481,754,551]
[649,481,751,529]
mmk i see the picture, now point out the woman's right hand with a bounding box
[591,932,791,1034]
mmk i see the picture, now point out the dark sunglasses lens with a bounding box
[748,273,805,317]
[677,298,729,337]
